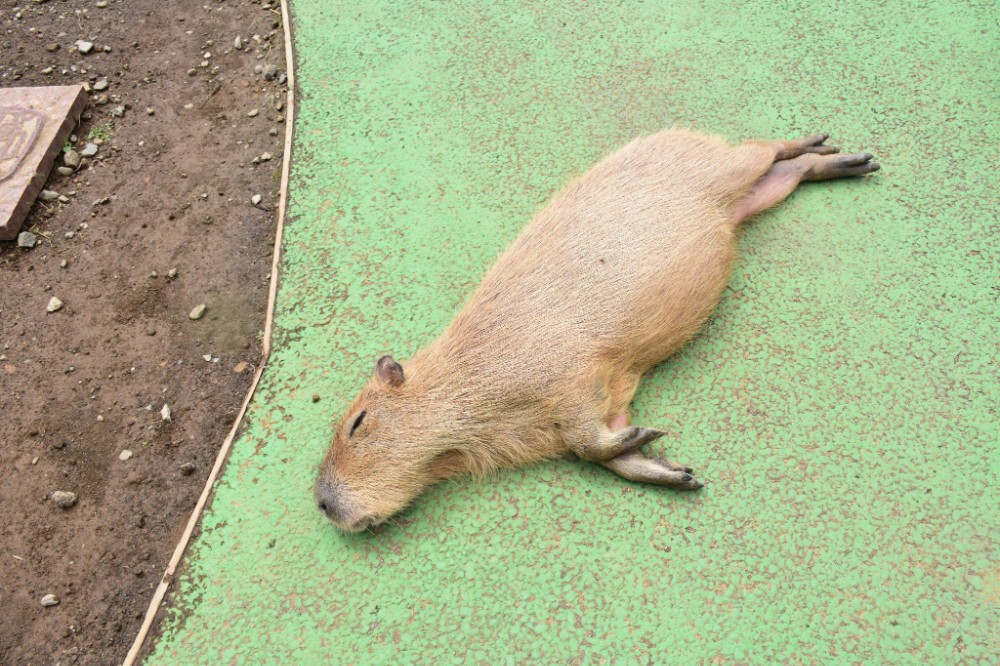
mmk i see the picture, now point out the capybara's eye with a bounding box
[349,411,366,437]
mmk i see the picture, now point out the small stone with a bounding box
[167,268,178,278]
[233,361,249,373]
[46,43,60,52]
[160,404,171,422]
[41,594,60,607]
[187,68,197,77]
[202,354,213,362]
[80,143,99,158]
[312,394,321,403]
[63,150,81,168]
[247,108,259,118]
[146,107,155,115]
[47,297,64,313]
[278,73,287,86]
[51,491,77,508]
[96,0,108,7]
[110,106,125,118]
[119,449,133,461]
[262,64,278,80]
[57,166,74,176]
[234,35,243,50]
[76,40,94,54]
[250,194,262,206]
[260,152,273,161]
[96,415,104,422]
[189,303,207,320]
[94,94,110,106]
[60,259,68,268]
[17,231,37,248]
[32,456,39,465]
[39,189,60,202]
[253,64,263,74]
[149,271,158,278]
[269,127,278,136]
[180,462,196,476]
[41,67,54,75]
[93,78,109,91]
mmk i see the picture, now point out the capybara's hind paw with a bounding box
[802,151,880,181]
[775,133,840,160]
[601,451,703,490]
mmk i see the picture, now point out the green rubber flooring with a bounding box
[146,1,998,663]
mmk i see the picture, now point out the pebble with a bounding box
[63,150,81,168]
[80,143,99,158]
[161,404,171,422]
[234,35,243,50]
[260,152,273,161]
[42,66,54,75]
[46,43,60,52]
[76,40,94,55]
[180,462,196,476]
[167,268,178,278]
[93,94,109,106]
[17,231,37,248]
[96,0,108,7]
[233,361,249,373]
[146,107,155,115]
[262,64,278,80]
[60,259,68,268]
[51,491,77,508]
[253,64,263,74]
[247,108,259,118]
[278,73,287,86]
[93,78,109,91]
[251,194,262,206]
[38,189,60,202]
[202,354,213,362]
[189,303,207,320]
[57,166,74,176]
[47,297,64,313]
[41,594,60,607]
[110,106,125,118]
[119,449,133,461]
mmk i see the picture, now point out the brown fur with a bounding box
[316,129,878,531]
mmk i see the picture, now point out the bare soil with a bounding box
[1,1,286,663]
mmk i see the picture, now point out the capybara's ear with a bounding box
[375,355,405,387]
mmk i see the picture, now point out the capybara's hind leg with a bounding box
[733,150,879,224]
[570,423,666,463]
[601,451,703,490]
[769,133,840,160]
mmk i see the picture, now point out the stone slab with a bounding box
[0,85,87,240]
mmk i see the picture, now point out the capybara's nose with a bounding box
[315,479,340,520]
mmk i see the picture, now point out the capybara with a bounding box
[316,129,879,531]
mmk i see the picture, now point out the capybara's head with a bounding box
[315,355,464,532]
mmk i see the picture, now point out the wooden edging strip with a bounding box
[121,1,296,663]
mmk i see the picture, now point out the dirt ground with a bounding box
[1,1,286,663]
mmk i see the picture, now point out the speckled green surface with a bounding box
[146,1,999,663]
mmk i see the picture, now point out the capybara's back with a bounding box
[317,129,879,532]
